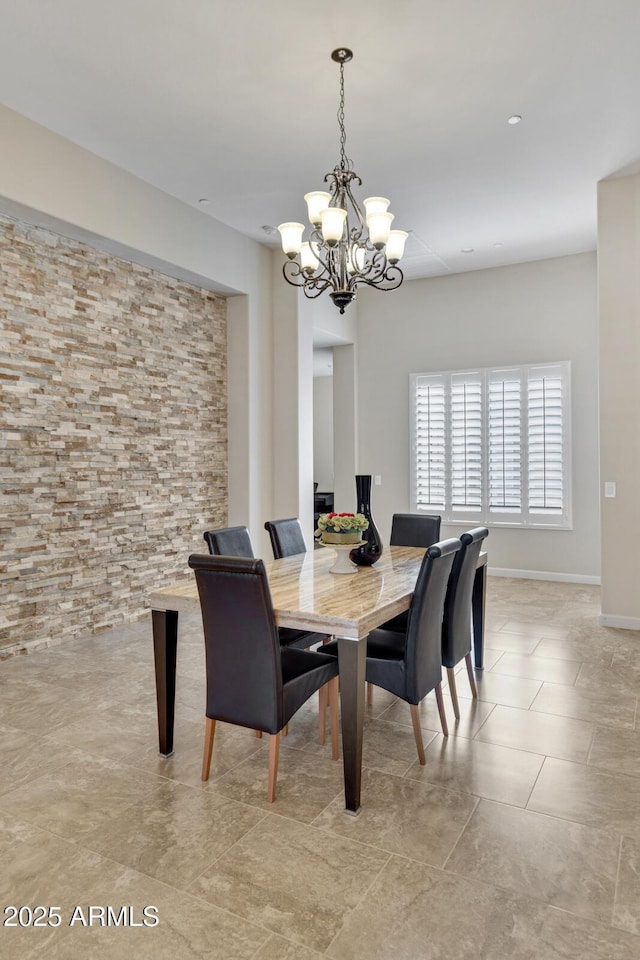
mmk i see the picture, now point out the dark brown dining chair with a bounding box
[204,524,335,750]
[263,516,340,744]
[390,513,442,548]
[264,517,307,559]
[442,527,489,719]
[203,525,254,558]
[204,524,329,651]
[375,512,443,668]
[188,554,340,801]
[321,538,461,764]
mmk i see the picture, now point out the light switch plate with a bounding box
[374,475,382,485]
[604,481,616,498]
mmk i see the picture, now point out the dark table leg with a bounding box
[472,562,487,669]
[337,635,367,814]
[152,608,178,756]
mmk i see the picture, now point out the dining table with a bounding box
[149,544,487,814]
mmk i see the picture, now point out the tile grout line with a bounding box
[523,753,548,809]
[585,721,597,766]
[112,839,287,950]
[440,796,480,871]
[611,833,624,930]
[322,852,394,956]
[442,854,624,934]
[183,808,273,891]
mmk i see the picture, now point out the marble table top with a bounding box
[149,545,436,640]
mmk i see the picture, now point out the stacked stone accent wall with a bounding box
[0,215,227,653]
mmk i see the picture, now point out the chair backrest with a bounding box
[203,525,255,558]
[442,527,489,667]
[404,537,460,702]
[264,518,307,559]
[390,513,442,548]
[188,554,284,733]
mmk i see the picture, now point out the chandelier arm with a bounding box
[354,258,376,280]
[302,287,332,300]
[343,180,366,237]
[324,167,361,201]
[307,227,335,280]
[353,249,386,284]
[282,261,335,297]
[282,260,307,287]
[300,270,335,297]
[355,266,404,292]
[282,260,327,287]
[368,247,397,278]
[346,272,359,293]
[283,257,333,287]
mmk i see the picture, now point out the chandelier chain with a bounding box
[338,61,347,170]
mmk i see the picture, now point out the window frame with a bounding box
[409,361,572,530]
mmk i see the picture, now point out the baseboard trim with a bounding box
[599,614,640,631]
[488,567,601,585]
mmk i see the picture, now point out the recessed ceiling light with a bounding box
[507,115,522,125]
[261,225,278,236]
[493,242,504,248]
[461,247,475,254]
[198,198,211,206]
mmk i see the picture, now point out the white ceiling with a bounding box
[1,1,640,280]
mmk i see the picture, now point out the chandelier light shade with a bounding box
[277,48,407,314]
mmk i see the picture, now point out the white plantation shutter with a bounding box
[414,377,446,508]
[410,362,571,528]
[488,374,521,513]
[527,367,565,515]
[450,375,482,513]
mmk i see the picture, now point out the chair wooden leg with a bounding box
[367,682,373,706]
[268,733,280,803]
[447,667,460,720]
[282,724,288,736]
[435,683,449,737]
[465,653,478,698]
[409,703,426,765]
[318,682,328,745]
[328,677,340,760]
[255,730,263,739]
[201,717,216,781]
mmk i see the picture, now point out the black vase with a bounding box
[350,474,383,566]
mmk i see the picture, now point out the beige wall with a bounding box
[598,173,640,626]
[356,253,600,579]
[0,215,227,652]
[270,265,317,547]
[313,376,334,491]
[333,343,359,513]
[0,105,252,295]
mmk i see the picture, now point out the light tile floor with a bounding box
[1,578,640,958]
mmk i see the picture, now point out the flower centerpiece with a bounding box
[315,512,369,545]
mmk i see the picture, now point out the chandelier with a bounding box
[277,48,407,314]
